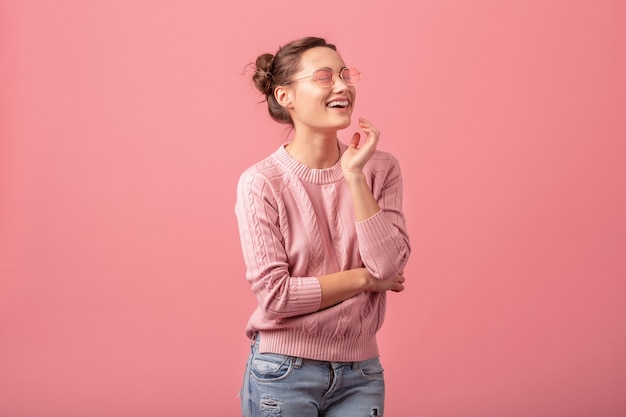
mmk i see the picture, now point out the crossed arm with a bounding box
[318,118,408,310]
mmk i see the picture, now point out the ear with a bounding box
[274,85,294,109]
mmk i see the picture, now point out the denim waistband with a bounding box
[250,332,364,370]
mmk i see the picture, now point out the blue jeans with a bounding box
[240,335,385,417]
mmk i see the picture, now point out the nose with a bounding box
[331,74,349,91]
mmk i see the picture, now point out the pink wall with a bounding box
[1,1,625,416]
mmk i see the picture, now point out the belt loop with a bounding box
[250,332,259,348]
[293,356,303,369]
[351,361,359,371]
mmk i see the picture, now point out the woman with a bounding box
[235,36,410,416]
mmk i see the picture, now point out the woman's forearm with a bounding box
[317,268,370,310]
[343,171,380,221]
[317,267,405,310]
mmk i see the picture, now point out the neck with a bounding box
[286,129,340,169]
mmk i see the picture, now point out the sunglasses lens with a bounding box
[312,68,360,87]
[314,69,333,86]
[341,68,360,86]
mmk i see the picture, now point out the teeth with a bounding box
[327,100,349,108]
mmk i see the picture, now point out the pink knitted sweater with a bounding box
[235,142,410,362]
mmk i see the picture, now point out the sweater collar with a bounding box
[273,142,347,184]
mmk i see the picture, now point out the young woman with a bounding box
[235,36,411,417]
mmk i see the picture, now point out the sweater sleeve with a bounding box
[355,153,411,280]
[235,168,322,321]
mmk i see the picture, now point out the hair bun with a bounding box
[252,53,274,95]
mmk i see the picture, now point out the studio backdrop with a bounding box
[1,1,625,416]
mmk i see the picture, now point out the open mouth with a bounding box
[326,99,350,109]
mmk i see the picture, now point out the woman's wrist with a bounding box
[342,170,366,184]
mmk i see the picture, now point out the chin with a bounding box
[332,112,353,130]
[336,119,352,130]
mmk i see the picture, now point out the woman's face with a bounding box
[283,47,356,134]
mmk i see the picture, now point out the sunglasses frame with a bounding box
[283,67,360,87]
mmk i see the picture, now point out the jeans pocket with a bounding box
[251,352,293,382]
[358,357,384,379]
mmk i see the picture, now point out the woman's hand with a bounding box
[367,271,406,293]
[341,118,380,178]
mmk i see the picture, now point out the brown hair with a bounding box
[252,36,337,125]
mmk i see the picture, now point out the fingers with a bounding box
[358,117,379,138]
[356,118,380,153]
[359,117,373,127]
[392,280,405,292]
[392,272,405,292]
[367,272,406,293]
[350,132,360,148]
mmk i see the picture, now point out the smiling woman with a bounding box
[2,2,625,416]
[235,36,411,416]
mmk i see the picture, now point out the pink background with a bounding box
[1,1,625,416]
